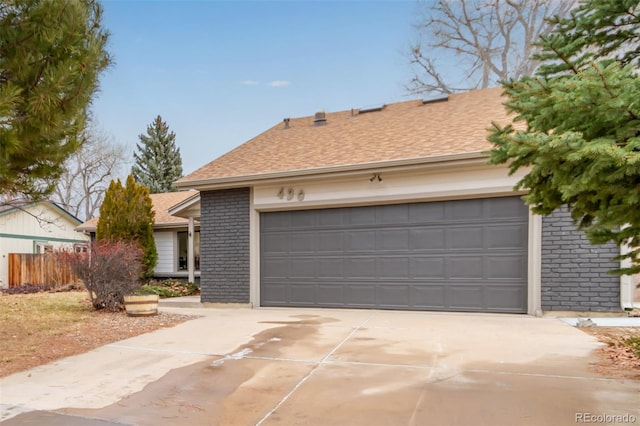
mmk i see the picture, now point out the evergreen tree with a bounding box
[132,115,183,193]
[488,0,640,274]
[0,0,112,199]
[97,174,157,278]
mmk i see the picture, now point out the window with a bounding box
[177,231,200,271]
[35,242,53,254]
[74,244,89,253]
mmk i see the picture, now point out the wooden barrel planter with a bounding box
[124,294,159,317]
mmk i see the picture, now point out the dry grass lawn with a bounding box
[0,291,193,378]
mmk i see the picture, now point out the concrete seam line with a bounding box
[324,359,440,370]
[321,313,376,363]
[244,355,321,364]
[241,359,622,383]
[465,368,622,382]
[243,356,433,369]
[99,346,619,383]
[254,312,378,426]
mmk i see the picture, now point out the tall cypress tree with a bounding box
[96,179,125,239]
[97,174,157,278]
[488,0,640,274]
[131,115,183,193]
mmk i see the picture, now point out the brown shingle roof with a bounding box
[177,87,513,187]
[76,191,198,232]
[150,191,199,226]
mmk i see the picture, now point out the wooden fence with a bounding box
[8,253,79,287]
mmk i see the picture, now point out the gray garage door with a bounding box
[260,197,528,313]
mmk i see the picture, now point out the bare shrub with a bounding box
[59,241,144,311]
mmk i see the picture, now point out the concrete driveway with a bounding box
[1,307,638,426]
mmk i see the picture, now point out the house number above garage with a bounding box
[277,187,305,201]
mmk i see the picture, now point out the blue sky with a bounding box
[92,0,421,175]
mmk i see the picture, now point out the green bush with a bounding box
[137,279,198,298]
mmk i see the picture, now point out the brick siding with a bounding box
[541,207,621,311]
[199,188,250,303]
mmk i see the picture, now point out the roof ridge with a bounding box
[177,87,510,188]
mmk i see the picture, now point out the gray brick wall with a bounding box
[199,188,250,303]
[541,207,620,311]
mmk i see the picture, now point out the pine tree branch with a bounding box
[538,34,580,75]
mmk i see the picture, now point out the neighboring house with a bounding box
[175,87,638,314]
[76,191,201,283]
[0,200,89,288]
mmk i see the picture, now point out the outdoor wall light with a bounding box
[369,173,382,183]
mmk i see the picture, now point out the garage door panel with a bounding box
[487,225,526,249]
[409,203,445,223]
[317,284,344,304]
[447,198,483,220]
[262,259,289,278]
[448,256,484,278]
[261,283,288,304]
[448,226,484,250]
[318,258,344,278]
[318,209,345,226]
[261,197,528,313]
[345,258,376,278]
[262,213,289,229]
[411,285,446,308]
[290,284,317,305]
[345,285,376,306]
[487,197,529,219]
[347,206,376,225]
[447,285,484,309]
[346,231,376,251]
[410,229,446,250]
[487,255,527,279]
[377,257,410,278]
[262,234,289,253]
[377,204,409,224]
[318,232,343,252]
[377,229,410,250]
[378,284,410,307]
[290,233,315,252]
[290,259,316,278]
[484,285,526,312]
[410,257,445,279]
[289,210,316,227]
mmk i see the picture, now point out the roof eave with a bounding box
[167,192,201,216]
[0,200,82,225]
[176,151,488,191]
[74,222,198,233]
[153,222,199,230]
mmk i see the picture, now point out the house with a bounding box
[0,200,89,288]
[76,191,201,283]
[174,87,638,314]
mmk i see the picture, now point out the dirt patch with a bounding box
[580,326,640,379]
[0,291,195,378]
